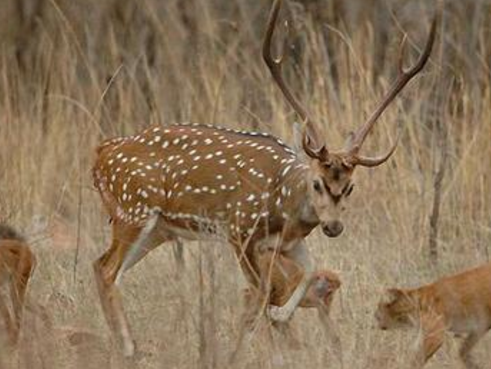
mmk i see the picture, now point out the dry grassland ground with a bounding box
[0,0,490,368]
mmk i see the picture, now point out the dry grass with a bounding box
[0,0,490,368]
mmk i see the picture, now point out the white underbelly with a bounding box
[162,223,222,241]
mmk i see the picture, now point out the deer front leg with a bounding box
[267,241,313,323]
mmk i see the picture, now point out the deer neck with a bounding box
[295,180,319,229]
[276,164,319,233]
[298,189,319,227]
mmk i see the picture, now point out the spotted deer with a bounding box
[0,224,36,346]
[92,0,436,357]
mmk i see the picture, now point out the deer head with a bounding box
[263,0,436,237]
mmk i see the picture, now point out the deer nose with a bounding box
[322,221,344,238]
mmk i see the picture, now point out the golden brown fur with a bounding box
[375,262,491,368]
[260,251,340,308]
[241,251,341,339]
[230,251,342,366]
[0,224,36,346]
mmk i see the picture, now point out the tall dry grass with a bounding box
[0,0,490,368]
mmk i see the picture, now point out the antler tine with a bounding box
[350,123,403,167]
[263,0,310,125]
[347,15,437,155]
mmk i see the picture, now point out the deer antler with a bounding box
[346,16,437,166]
[348,123,403,167]
[263,0,327,160]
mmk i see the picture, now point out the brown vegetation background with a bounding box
[0,0,490,368]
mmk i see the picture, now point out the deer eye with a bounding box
[313,180,323,193]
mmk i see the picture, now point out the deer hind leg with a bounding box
[9,245,36,345]
[93,214,171,357]
[267,241,314,323]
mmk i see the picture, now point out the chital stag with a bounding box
[0,224,36,346]
[92,0,436,356]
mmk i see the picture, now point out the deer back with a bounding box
[93,124,311,240]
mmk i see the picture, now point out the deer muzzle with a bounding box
[322,220,344,238]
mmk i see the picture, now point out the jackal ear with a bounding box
[383,288,405,304]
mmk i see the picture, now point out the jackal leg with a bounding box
[412,313,445,367]
[9,245,36,345]
[459,329,486,369]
